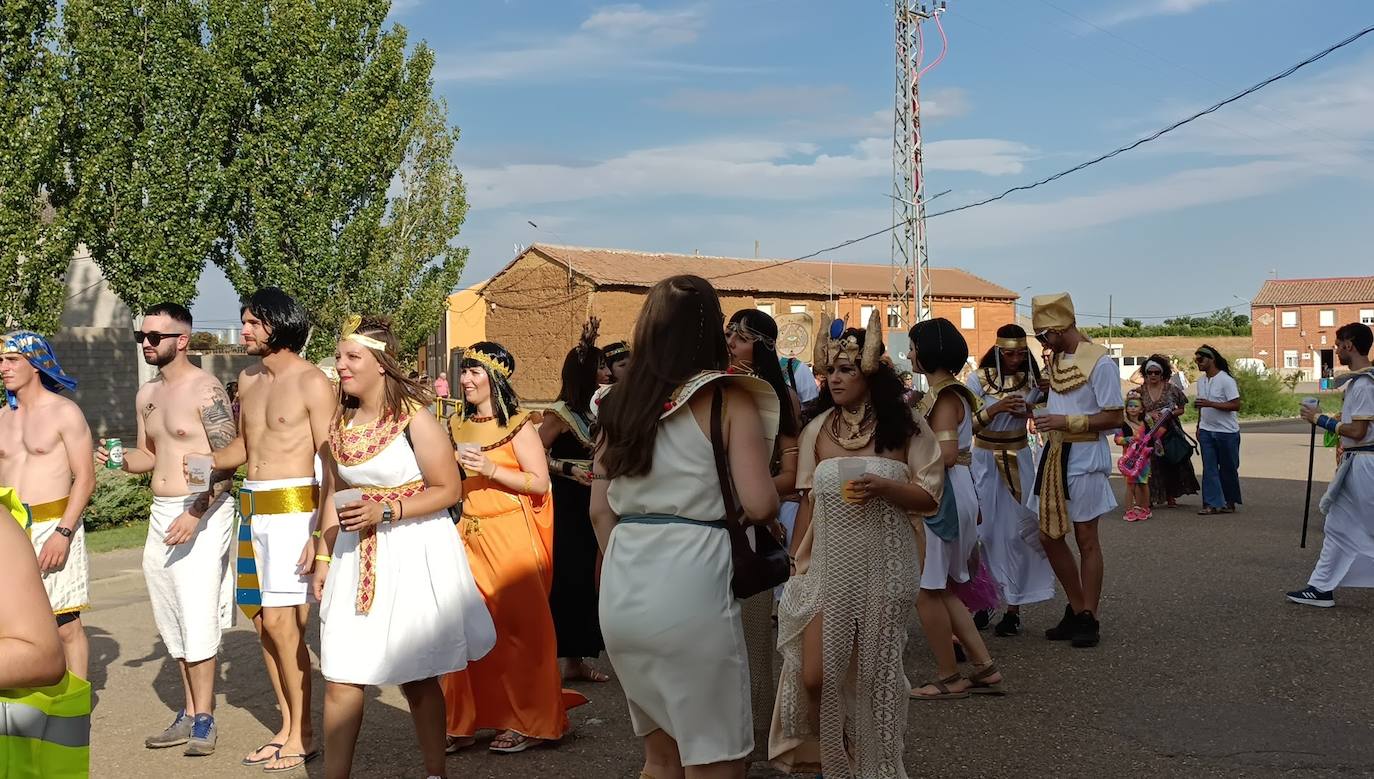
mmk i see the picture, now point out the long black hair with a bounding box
[241,287,309,353]
[728,309,799,437]
[1195,344,1231,375]
[599,275,728,478]
[460,341,520,427]
[976,323,1042,391]
[812,327,917,454]
[909,318,969,375]
[558,341,603,417]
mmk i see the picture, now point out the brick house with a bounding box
[443,244,1018,400]
[1250,276,1374,380]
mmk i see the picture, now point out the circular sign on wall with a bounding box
[776,313,814,359]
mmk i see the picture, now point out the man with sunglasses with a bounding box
[97,302,237,755]
[1026,293,1123,648]
[0,331,95,680]
[1289,323,1374,608]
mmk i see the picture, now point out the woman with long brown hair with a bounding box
[312,315,495,779]
[592,275,780,779]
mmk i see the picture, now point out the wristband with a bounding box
[312,530,322,539]
[1067,415,1090,434]
[1317,415,1339,434]
[562,460,574,477]
[315,554,332,564]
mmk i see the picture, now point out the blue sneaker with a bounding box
[1286,586,1334,608]
[183,714,217,756]
[145,710,190,749]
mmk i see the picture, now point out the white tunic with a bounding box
[966,373,1055,606]
[922,394,979,589]
[1308,375,1374,591]
[602,407,751,767]
[143,494,235,661]
[1028,349,1123,522]
[321,432,495,686]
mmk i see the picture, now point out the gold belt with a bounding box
[239,485,318,517]
[975,430,1030,452]
[27,496,70,523]
[1062,431,1099,443]
[955,450,973,467]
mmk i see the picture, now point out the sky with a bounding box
[191,0,1374,330]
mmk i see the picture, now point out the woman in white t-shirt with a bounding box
[1192,345,1243,515]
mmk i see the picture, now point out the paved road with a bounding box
[87,421,1374,777]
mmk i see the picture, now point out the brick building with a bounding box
[443,244,1018,400]
[1250,276,1374,380]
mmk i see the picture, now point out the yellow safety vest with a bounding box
[0,672,91,778]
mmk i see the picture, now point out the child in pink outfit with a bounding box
[1115,394,1152,521]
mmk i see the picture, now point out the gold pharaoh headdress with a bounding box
[340,314,388,353]
[812,308,883,375]
[1031,293,1076,333]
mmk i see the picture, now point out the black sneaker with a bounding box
[1044,604,1076,641]
[1286,586,1334,608]
[1071,611,1100,648]
[994,612,1022,637]
[973,609,993,630]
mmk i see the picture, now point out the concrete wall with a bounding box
[47,328,141,441]
[193,354,256,388]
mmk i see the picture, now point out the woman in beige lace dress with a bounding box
[769,313,944,778]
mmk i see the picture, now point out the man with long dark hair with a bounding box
[1028,293,1123,649]
[200,287,335,771]
[1289,322,1374,607]
[1193,344,1243,515]
[98,302,237,756]
[967,324,1055,637]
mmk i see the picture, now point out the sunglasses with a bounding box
[134,331,181,346]
[1034,330,1057,344]
[1145,370,1163,376]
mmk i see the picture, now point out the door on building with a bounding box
[1320,349,1335,381]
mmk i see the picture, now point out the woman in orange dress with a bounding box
[442,341,587,754]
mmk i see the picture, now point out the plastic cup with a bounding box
[837,458,867,503]
[456,443,481,459]
[185,455,214,492]
[333,488,363,510]
[1301,397,1320,411]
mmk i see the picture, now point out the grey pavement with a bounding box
[86,420,1374,778]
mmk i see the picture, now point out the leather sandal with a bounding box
[910,673,970,700]
[968,662,1007,695]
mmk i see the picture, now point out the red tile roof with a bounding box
[522,244,1018,301]
[1251,277,1374,307]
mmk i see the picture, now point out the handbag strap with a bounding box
[709,386,743,523]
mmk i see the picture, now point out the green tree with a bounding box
[351,99,468,360]
[63,0,234,314]
[0,0,77,333]
[212,1,441,358]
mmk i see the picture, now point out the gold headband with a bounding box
[340,314,388,353]
[464,349,511,379]
[996,337,1028,350]
[603,344,629,361]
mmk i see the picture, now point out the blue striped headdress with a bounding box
[2,331,78,408]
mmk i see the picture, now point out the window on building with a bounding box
[1361,309,1374,325]
[860,305,876,326]
[1283,350,1299,369]
[756,303,774,316]
[887,305,901,328]
[789,304,807,315]
[1319,309,1336,327]
[960,306,976,330]
[1281,311,1298,328]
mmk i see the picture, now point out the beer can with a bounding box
[105,437,124,470]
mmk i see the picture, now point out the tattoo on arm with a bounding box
[196,385,239,509]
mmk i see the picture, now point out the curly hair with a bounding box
[811,327,917,454]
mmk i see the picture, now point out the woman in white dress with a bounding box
[311,315,495,779]
[591,275,780,779]
[769,312,944,778]
[909,317,1005,699]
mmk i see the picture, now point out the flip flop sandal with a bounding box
[968,663,1008,695]
[910,673,970,700]
[241,743,284,767]
[489,732,544,754]
[263,749,320,773]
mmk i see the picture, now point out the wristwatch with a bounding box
[381,502,394,524]
[55,526,74,539]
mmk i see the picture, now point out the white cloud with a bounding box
[653,85,852,116]
[1099,0,1230,27]
[463,134,1033,209]
[434,3,759,82]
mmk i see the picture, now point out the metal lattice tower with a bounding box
[891,1,946,332]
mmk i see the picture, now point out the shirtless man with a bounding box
[98,303,238,756]
[201,288,334,772]
[0,332,95,680]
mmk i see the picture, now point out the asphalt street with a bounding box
[85,420,1374,778]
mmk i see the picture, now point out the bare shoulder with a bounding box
[51,395,92,432]
[238,363,266,390]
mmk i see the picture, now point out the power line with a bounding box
[926,23,1374,219]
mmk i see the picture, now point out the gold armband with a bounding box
[933,429,960,442]
[1067,415,1090,434]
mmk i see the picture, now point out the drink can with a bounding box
[105,438,124,470]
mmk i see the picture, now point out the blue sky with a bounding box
[192,0,1374,329]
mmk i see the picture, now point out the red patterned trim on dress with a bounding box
[353,480,425,615]
[331,411,414,468]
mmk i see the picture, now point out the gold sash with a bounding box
[238,485,319,517]
[1035,430,1098,539]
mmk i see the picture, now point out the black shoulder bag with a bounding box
[710,386,790,600]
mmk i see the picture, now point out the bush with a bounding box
[1179,368,1342,422]
[84,468,153,532]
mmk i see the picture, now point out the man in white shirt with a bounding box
[1193,345,1242,515]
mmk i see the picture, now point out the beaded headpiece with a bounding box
[464,348,511,379]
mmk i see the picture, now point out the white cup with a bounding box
[1301,397,1320,411]
[186,455,214,492]
[333,488,363,510]
[837,458,867,484]
[456,443,481,459]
